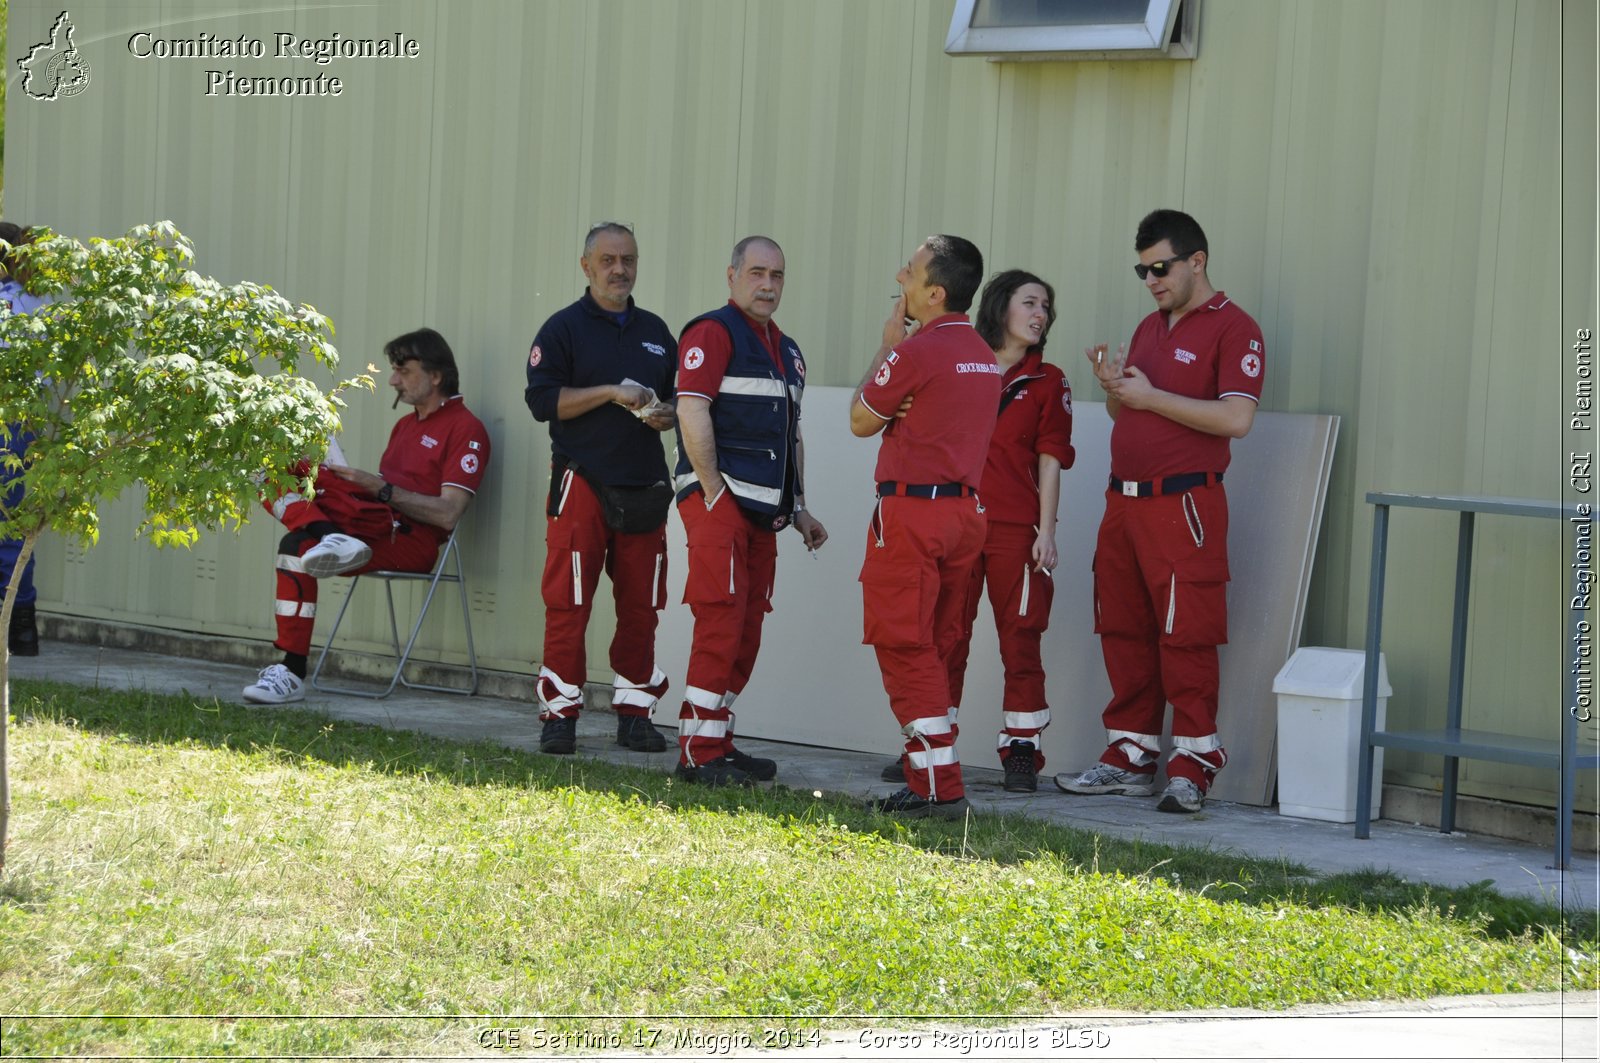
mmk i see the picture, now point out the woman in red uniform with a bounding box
[881,269,1074,792]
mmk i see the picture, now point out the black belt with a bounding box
[1107,471,1223,498]
[877,481,976,499]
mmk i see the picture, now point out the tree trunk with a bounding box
[0,529,40,875]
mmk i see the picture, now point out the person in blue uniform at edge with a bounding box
[1,221,47,657]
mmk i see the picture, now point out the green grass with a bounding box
[1,679,1593,1057]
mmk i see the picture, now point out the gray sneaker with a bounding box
[1158,776,1204,814]
[1053,762,1157,796]
[300,533,373,578]
[242,663,305,705]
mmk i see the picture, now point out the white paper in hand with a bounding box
[616,377,671,419]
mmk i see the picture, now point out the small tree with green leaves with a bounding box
[0,222,367,871]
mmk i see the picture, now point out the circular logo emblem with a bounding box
[874,363,892,387]
[1241,352,1262,378]
[792,351,805,378]
[1062,390,1073,414]
[528,345,542,368]
[47,51,92,98]
[684,346,705,371]
[460,453,479,474]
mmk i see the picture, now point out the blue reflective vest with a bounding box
[673,304,805,518]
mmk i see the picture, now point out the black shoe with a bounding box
[725,745,777,781]
[8,602,38,657]
[539,716,577,755]
[870,786,971,820]
[615,713,668,752]
[880,759,906,783]
[674,757,754,788]
[1001,741,1038,793]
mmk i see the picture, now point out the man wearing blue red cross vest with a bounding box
[672,236,828,786]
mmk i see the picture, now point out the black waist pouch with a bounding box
[551,458,672,534]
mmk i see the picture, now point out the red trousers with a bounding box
[860,495,986,801]
[268,469,438,656]
[947,520,1053,770]
[1093,483,1231,790]
[539,470,668,719]
[676,491,777,767]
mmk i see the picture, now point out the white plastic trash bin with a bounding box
[1272,647,1392,823]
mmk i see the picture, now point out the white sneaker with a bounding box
[300,533,373,578]
[242,663,306,704]
[1053,762,1157,796]
[1158,776,1205,814]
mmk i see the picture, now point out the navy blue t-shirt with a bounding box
[524,291,678,487]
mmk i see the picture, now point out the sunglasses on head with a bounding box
[1133,252,1192,281]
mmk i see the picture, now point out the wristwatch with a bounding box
[377,482,394,504]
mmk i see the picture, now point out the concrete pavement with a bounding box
[13,638,1595,907]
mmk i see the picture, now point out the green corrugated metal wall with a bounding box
[6,0,1593,811]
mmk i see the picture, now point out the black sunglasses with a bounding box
[1134,252,1193,281]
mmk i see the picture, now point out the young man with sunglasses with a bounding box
[1055,209,1265,814]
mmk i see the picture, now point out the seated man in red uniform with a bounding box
[851,235,1000,819]
[243,328,490,704]
[1055,209,1264,814]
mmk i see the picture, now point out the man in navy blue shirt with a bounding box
[525,223,679,756]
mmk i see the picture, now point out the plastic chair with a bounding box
[310,525,478,698]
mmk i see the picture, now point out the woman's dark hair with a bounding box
[385,327,460,396]
[975,269,1056,354]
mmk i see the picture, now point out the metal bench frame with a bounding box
[1355,493,1597,869]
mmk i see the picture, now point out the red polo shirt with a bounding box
[1110,292,1264,482]
[378,396,491,546]
[982,350,1075,524]
[859,314,1001,488]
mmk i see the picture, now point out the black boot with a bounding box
[539,716,577,754]
[615,713,669,752]
[8,602,39,657]
[1001,740,1039,792]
